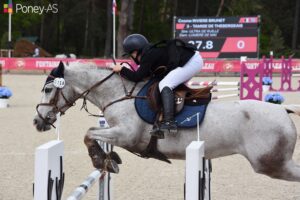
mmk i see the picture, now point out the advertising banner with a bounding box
[1,58,300,73]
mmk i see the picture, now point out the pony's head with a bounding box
[33,61,74,131]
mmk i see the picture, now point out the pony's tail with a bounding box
[283,105,300,116]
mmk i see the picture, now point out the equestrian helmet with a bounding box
[122,34,149,55]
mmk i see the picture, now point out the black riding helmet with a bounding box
[122,34,149,64]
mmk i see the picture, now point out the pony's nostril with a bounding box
[47,111,55,119]
[33,119,38,125]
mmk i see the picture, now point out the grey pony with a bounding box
[33,62,300,182]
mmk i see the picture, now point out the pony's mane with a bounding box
[66,62,113,73]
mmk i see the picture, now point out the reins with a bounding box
[37,66,147,128]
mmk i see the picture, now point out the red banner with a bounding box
[0,58,137,71]
[0,57,300,73]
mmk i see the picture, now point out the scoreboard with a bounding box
[173,16,260,58]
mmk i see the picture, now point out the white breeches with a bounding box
[159,52,203,92]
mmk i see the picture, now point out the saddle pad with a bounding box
[134,80,208,128]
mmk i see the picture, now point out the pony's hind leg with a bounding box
[244,125,300,182]
[280,160,300,182]
[257,159,300,182]
[252,135,300,182]
[249,153,300,182]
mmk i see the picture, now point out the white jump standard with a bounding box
[33,140,64,200]
[185,141,211,200]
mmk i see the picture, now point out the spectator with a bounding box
[33,47,40,57]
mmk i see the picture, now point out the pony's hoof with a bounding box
[91,156,103,169]
[108,151,122,164]
[104,159,119,173]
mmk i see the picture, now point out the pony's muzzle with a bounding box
[33,115,52,132]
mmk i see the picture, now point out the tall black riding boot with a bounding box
[159,87,177,134]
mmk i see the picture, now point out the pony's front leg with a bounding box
[84,132,121,173]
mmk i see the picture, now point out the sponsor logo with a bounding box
[3,0,13,14]
[16,59,25,69]
[223,62,234,71]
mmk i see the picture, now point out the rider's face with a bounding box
[130,51,140,61]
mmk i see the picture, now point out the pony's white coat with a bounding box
[34,64,300,182]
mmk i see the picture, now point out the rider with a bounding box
[112,33,203,133]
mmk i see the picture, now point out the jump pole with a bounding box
[212,93,239,100]
[210,87,239,92]
[187,81,240,86]
[66,170,106,200]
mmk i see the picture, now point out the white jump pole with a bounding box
[66,170,105,200]
[212,93,239,100]
[187,81,240,86]
[211,87,239,92]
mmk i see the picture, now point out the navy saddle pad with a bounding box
[134,80,208,128]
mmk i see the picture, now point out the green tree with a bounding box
[269,26,285,57]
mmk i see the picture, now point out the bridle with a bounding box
[36,69,146,128]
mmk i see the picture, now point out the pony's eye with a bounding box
[44,88,53,94]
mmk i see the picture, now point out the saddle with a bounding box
[139,81,212,163]
[147,81,212,113]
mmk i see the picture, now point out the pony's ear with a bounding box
[53,61,65,78]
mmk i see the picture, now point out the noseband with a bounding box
[36,85,75,128]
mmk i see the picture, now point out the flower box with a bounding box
[263,85,270,92]
[0,98,8,108]
[264,93,284,104]
[0,87,12,108]
[262,77,273,86]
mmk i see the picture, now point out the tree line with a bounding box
[0,0,299,58]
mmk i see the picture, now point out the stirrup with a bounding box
[159,121,177,134]
[150,125,165,139]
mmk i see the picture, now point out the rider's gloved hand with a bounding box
[112,63,123,73]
